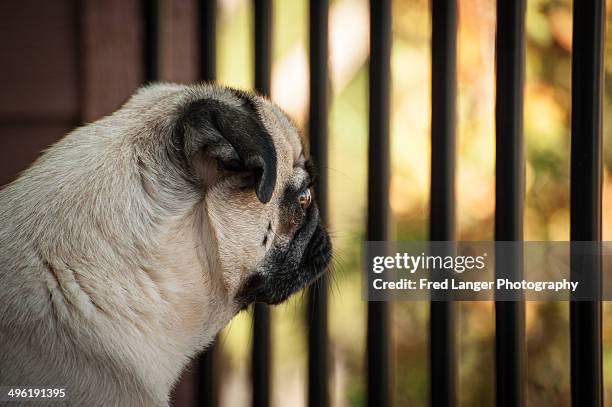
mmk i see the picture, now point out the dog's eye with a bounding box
[298,188,312,210]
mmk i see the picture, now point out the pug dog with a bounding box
[0,83,331,406]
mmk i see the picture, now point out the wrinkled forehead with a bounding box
[255,99,307,190]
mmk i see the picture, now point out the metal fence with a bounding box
[144,0,606,406]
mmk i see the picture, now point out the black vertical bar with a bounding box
[307,1,329,407]
[252,2,272,407]
[494,1,526,407]
[252,303,270,407]
[367,1,391,407]
[200,0,216,82]
[196,347,218,407]
[143,0,159,82]
[196,2,218,407]
[254,0,272,95]
[429,1,457,406]
[570,1,605,406]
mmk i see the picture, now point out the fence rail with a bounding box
[494,1,526,406]
[570,1,605,407]
[429,1,457,405]
[366,0,392,406]
[138,1,608,406]
[307,1,330,407]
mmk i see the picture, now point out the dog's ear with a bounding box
[174,98,277,203]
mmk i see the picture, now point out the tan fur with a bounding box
[0,83,310,406]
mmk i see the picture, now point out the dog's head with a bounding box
[131,83,331,310]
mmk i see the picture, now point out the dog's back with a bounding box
[0,116,171,406]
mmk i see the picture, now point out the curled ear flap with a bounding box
[175,98,277,203]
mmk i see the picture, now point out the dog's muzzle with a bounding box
[235,204,332,307]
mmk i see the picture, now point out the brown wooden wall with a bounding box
[0,0,198,185]
[0,0,81,186]
[0,1,201,405]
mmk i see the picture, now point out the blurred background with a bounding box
[2,0,612,405]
